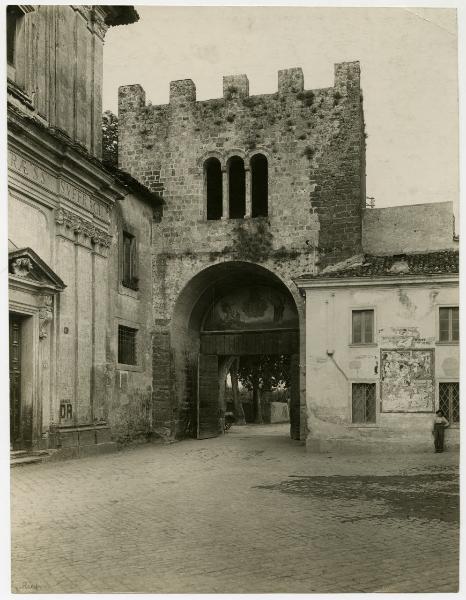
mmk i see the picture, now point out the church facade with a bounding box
[7,5,161,459]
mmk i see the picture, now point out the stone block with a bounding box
[278,67,304,95]
[223,74,249,99]
[334,61,361,94]
[96,428,113,444]
[118,84,146,113]
[59,431,79,448]
[169,79,196,105]
[78,429,96,446]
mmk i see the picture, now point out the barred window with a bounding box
[352,309,374,344]
[122,231,138,290]
[439,307,459,342]
[118,326,137,366]
[439,382,459,424]
[352,383,376,424]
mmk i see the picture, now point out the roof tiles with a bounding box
[297,250,459,280]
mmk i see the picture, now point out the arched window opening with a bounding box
[205,158,223,220]
[251,154,268,217]
[228,156,246,219]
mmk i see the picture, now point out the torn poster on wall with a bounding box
[380,349,434,412]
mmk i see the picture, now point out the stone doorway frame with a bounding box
[8,247,65,450]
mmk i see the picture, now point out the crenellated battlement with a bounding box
[118,60,365,270]
[119,61,361,115]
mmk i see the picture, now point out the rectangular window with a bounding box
[122,231,138,290]
[352,383,376,424]
[118,325,137,365]
[439,307,459,342]
[439,382,459,424]
[352,309,374,344]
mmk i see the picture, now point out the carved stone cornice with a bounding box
[55,206,112,248]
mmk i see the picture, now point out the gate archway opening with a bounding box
[169,261,303,441]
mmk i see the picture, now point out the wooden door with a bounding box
[289,353,300,440]
[9,315,22,449]
[197,354,220,439]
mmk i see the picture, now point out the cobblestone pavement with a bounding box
[10,424,459,594]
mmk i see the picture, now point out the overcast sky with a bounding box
[102,7,458,210]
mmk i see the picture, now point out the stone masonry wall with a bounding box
[118,61,366,278]
[117,62,366,436]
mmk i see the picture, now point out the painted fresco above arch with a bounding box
[202,284,298,332]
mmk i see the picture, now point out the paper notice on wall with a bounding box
[380,349,434,412]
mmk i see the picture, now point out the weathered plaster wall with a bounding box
[106,194,155,443]
[305,283,459,452]
[363,202,457,255]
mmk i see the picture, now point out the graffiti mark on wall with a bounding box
[381,349,434,412]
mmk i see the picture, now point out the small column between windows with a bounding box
[221,167,228,219]
[244,166,251,218]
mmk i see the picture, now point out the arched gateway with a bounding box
[167,262,302,440]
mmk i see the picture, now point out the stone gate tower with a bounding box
[118,62,366,440]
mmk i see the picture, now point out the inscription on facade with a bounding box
[59,180,111,222]
[8,150,55,190]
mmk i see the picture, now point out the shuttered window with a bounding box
[352,309,374,344]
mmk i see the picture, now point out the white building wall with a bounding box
[305,282,459,452]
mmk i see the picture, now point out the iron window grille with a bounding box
[352,309,374,344]
[118,325,137,366]
[439,307,459,342]
[122,231,139,290]
[439,382,459,424]
[352,383,376,423]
